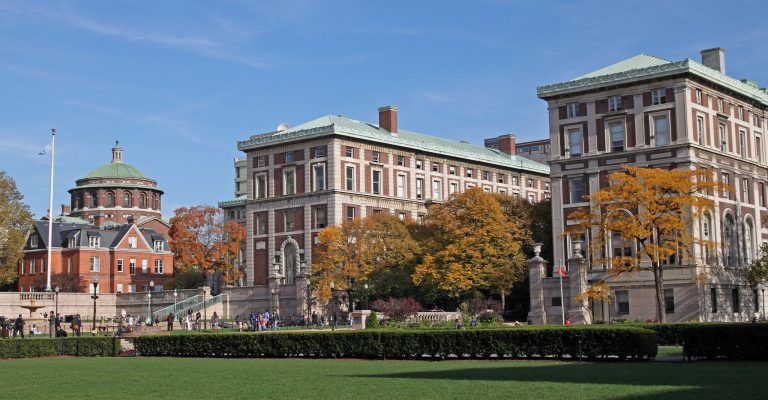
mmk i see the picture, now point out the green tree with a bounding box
[747,243,768,289]
[0,171,33,285]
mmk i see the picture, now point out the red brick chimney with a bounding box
[94,214,104,227]
[498,134,517,155]
[61,204,71,215]
[378,106,398,134]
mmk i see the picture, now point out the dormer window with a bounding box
[128,236,137,248]
[30,235,38,248]
[154,240,164,251]
[89,236,101,248]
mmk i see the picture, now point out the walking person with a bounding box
[72,314,82,337]
[211,312,219,329]
[235,314,243,332]
[166,313,174,331]
[195,312,202,330]
[312,311,318,329]
[249,312,257,332]
[12,314,24,338]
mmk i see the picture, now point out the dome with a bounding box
[82,162,151,180]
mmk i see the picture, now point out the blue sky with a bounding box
[2,0,767,218]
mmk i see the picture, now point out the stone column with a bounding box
[566,241,592,324]
[527,243,548,324]
[295,263,309,317]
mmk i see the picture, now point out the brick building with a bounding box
[532,48,767,324]
[221,106,550,316]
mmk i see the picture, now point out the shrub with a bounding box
[370,298,423,322]
[134,326,657,360]
[461,298,502,315]
[0,337,120,359]
[476,312,504,327]
[681,323,768,360]
[365,311,380,329]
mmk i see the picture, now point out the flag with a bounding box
[38,143,51,155]
[557,267,568,277]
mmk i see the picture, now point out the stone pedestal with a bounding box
[351,310,372,330]
[527,255,548,324]
[566,256,592,324]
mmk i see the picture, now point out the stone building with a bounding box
[220,106,550,317]
[485,134,551,165]
[532,48,767,324]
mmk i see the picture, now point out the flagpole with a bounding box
[559,258,565,325]
[45,128,56,292]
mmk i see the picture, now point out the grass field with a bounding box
[2,357,767,399]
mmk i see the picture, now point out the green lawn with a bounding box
[2,357,767,399]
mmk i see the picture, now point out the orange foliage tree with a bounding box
[169,205,246,285]
[566,166,727,323]
[413,188,528,302]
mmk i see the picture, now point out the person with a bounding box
[185,314,192,331]
[195,312,202,330]
[121,308,127,319]
[166,313,174,331]
[73,314,82,337]
[272,310,280,331]
[470,318,478,328]
[55,313,62,330]
[311,311,318,328]
[127,315,135,333]
[12,315,24,338]
[31,323,39,335]
[235,314,243,332]
[211,312,219,329]
[259,313,267,332]
[249,312,257,332]
[454,318,464,330]
[565,318,572,326]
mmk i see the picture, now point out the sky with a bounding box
[2,0,767,218]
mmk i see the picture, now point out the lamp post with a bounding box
[173,289,178,315]
[330,281,336,331]
[53,286,59,337]
[363,283,369,310]
[203,287,207,330]
[149,280,155,324]
[91,276,99,335]
[44,128,56,292]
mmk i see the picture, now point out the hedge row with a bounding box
[682,323,768,360]
[0,337,121,359]
[632,323,690,346]
[134,326,657,359]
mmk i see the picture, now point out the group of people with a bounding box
[233,309,281,332]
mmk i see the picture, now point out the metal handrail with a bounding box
[151,295,202,320]
[153,294,225,321]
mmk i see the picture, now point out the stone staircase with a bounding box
[119,338,135,355]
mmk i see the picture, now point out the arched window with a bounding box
[283,242,298,285]
[745,219,754,265]
[123,192,131,207]
[139,193,146,208]
[703,213,713,263]
[105,192,114,207]
[724,213,736,266]
[91,192,98,207]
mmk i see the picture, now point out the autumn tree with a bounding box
[747,243,768,291]
[311,214,419,304]
[413,188,528,303]
[169,205,246,285]
[0,171,33,285]
[567,166,726,323]
[32,273,86,292]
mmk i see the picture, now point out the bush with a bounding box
[370,298,423,323]
[134,326,657,360]
[0,337,120,359]
[681,323,768,360]
[365,311,380,329]
[633,323,689,346]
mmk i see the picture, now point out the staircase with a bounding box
[151,294,226,322]
[119,338,135,355]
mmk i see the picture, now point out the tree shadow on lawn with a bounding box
[346,361,768,400]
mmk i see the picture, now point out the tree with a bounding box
[32,273,85,292]
[163,268,206,290]
[413,188,528,302]
[0,171,33,285]
[567,166,725,323]
[168,205,246,285]
[311,214,419,304]
[747,243,768,290]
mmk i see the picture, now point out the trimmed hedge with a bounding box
[632,323,690,346]
[134,326,657,360]
[0,337,121,359]
[682,323,768,360]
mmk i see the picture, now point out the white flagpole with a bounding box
[559,258,565,325]
[45,128,56,292]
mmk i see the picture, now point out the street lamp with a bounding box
[53,286,59,337]
[149,280,155,324]
[173,289,178,314]
[271,288,276,312]
[364,283,369,310]
[91,276,99,335]
[330,281,336,331]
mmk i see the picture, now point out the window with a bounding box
[396,174,406,198]
[285,211,295,231]
[285,151,295,163]
[372,151,380,163]
[116,284,123,294]
[738,106,744,120]
[346,206,356,221]
[256,156,266,167]
[397,156,405,166]
[432,162,439,172]
[651,88,666,105]
[41,258,45,273]
[449,166,456,175]
[123,193,131,207]
[345,166,355,191]
[466,168,473,178]
[653,115,670,146]
[511,176,518,186]
[552,297,562,307]
[733,289,740,313]
[129,259,136,275]
[90,192,98,207]
[154,259,164,274]
[315,207,326,229]
[89,282,99,294]
[416,178,424,199]
[497,174,505,184]
[609,122,625,152]
[398,212,407,221]
[484,186,492,193]
[449,181,458,195]
[739,130,747,157]
[30,235,38,248]
[719,124,728,152]
[254,214,266,235]
[255,174,267,199]
[566,103,579,118]
[760,183,766,207]
[105,192,114,207]
[757,136,763,163]
[569,176,585,203]
[315,146,325,157]
[711,288,718,313]
[283,170,295,195]
[117,258,124,273]
[142,259,148,274]
[527,193,535,203]
[724,213,736,265]
[722,173,730,198]
[703,213,712,261]
[30,259,36,274]
[527,178,534,188]
[139,193,146,208]
[545,183,550,191]
[345,146,354,158]
[89,256,100,272]
[695,89,702,105]
[372,170,382,195]
[716,98,723,112]
[664,288,675,314]
[482,171,490,181]
[616,290,629,314]
[128,236,137,248]
[432,179,442,200]
[415,159,423,170]
[745,221,754,264]
[697,116,705,146]
[742,178,749,203]
[567,128,582,157]
[313,164,325,191]
[608,95,622,112]
[154,240,164,251]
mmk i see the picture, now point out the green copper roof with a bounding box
[219,195,247,207]
[238,116,549,174]
[575,54,671,80]
[52,215,90,224]
[82,162,152,180]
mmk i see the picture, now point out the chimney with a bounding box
[127,216,135,224]
[378,106,398,134]
[700,48,726,74]
[61,204,71,215]
[497,134,517,156]
[94,214,104,227]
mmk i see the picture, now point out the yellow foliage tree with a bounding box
[567,166,727,323]
[413,188,528,301]
[0,171,33,285]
